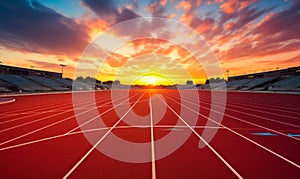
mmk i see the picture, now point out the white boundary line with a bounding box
[0,94,116,125]
[62,93,145,178]
[0,94,130,146]
[198,91,300,111]
[149,91,157,179]
[165,94,300,169]
[0,125,227,151]
[0,91,116,116]
[167,93,300,141]
[158,95,243,179]
[64,93,139,135]
[189,95,300,120]
[196,97,300,128]
[0,98,15,105]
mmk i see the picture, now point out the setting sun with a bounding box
[141,75,158,85]
[133,74,173,86]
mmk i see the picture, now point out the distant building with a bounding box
[186,80,193,85]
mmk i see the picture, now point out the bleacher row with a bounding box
[0,74,69,92]
[201,76,300,92]
[0,74,109,93]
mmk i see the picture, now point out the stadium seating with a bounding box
[0,86,11,93]
[241,77,277,90]
[26,76,69,91]
[0,74,52,92]
[226,79,251,90]
[52,78,72,88]
[72,80,94,90]
[269,76,300,91]
[0,79,13,92]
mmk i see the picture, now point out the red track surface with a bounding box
[0,90,300,178]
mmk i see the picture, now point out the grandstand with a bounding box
[240,77,277,90]
[0,64,299,93]
[0,65,70,93]
[224,66,300,92]
[26,76,69,91]
[226,79,251,90]
[0,73,52,92]
[53,78,73,88]
[0,78,14,92]
[269,76,300,92]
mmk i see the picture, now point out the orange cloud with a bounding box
[160,0,168,6]
[220,0,256,14]
[195,18,215,33]
[81,18,110,39]
[99,38,207,84]
[207,0,224,5]
[224,22,234,31]
[256,12,275,27]
[105,52,130,68]
[175,1,192,11]
[179,13,193,25]
[167,13,176,19]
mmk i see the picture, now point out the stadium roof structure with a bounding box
[0,64,62,78]
[228,66,300,81]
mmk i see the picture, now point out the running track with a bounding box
[0,90,299,178]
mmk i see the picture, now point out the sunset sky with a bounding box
[0,0,299,85]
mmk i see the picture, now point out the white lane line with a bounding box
[149,92,156,179]
[62,93,145,179]
[198,95,300,113]
[0,94,130,146]
[0,91,109,114]
[0,93,127,133]
[0,94,112,125]
[0,125,226,151]
[0,93,115,124]
[0,98,15,105]
[64,93,139,135]
[167,93,300,142]
[0,95,76,116]
[165,94,300,169]
[195,97,300,129]
[212,98,300,116]
[158,95,243,179]
[191,97,300,121]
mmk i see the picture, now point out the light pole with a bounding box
[226,70,230,81]
[60,64,66,78]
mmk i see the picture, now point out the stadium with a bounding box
[0,64,300,93]
[1,0,300,178]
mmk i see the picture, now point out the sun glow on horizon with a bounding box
[133,74,174,86]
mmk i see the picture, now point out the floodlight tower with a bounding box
[226,70,230,81]
[60,64,66,78]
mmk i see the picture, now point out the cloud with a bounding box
[81,0,140,24]
[81,0,118,18]
[145,1,166,17]
[105,52,129,68]
[115,8,140,23]
[190,17,215,33]
[220,0,256,14]
[252,0,300,41]
[227,6,273,33]
[0,0,90,56]
[284,54,300,63]
[27,60,63,71]
[220,0,300,61]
